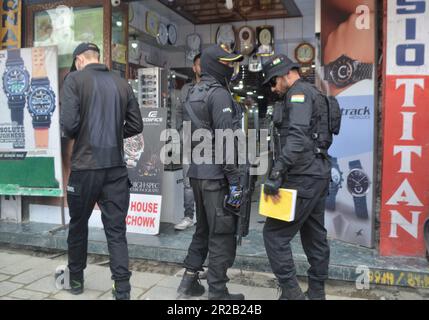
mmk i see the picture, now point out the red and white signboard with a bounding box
[380,0,429,256]
[126,194,162,235]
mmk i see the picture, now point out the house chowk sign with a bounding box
[380,0,429,256]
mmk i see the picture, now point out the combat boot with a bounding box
[208,288,245,300]
[305,280,326,300]
[177,270,205,297]
[112,280,131,300]
[278,278,305,300]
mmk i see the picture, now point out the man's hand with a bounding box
[226,185,242,208]
[263,171,282,196]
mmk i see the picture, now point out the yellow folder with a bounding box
[259,185,297,222]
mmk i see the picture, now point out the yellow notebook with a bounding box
[259,185,297,222]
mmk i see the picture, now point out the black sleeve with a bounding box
[124,84,143,138]
[60,75,80,139]
[209,88,240,186]
[273,85,314,173]
[176,83,191,132]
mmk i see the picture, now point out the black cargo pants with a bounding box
[183,178,237,295]
[263,175,330,286]
[66,166,132,291]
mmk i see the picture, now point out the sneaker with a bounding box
[112,284,130,300]
[177,271,205,297]
[209,288,245,300]
[174,217,194,231]
[68,279,84,295]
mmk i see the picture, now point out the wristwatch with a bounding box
[347,160,370,219]
[2,49,30,126]
[124,134,144,168]
[27,47,56,149]
[326,157,343,211]
[324,55,373,88]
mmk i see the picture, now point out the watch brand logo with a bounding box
[143,111,162,123]
[341,106,371,120]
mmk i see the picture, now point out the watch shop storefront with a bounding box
[1,0,428,277]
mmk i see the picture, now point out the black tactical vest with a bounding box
[272,86,341,158]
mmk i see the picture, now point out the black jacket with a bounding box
[273,79,331,178]
[184,75,241,185]
[61,63,143,171]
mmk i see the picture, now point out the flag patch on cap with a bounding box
[291,94,305,103]
[272,57,282,66]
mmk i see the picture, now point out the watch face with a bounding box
[167,24,177,45]
[259,29,271,46]
[296,44,314,64]
[329,55,355,88]
[28,87,55,115]
[331,168,342,186]
[347,169,370,197]
[157,23,168,45]
[187,34,201,51]
[216,25,235,51]
[146,11,159,37]
[3,67,30,96]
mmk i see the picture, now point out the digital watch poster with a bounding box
[125,108,167,235]
[0,46,63,196]
[321,0,376,248]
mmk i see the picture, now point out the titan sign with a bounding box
[380,0,429,256]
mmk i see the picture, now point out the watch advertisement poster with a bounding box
[320,0,376,247]
[1,0,21,49]
[125,108,166,235]
[0,46,63,196]
[379,0,429,257]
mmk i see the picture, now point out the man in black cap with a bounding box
[60,42,143,300]
[262,54,331,300]
[176,44,245,300]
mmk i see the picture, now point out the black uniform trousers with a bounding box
[263,175,330,285]
[66,166,132,291]
[183,178,237,295]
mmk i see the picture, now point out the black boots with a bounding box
[208,288,245,300]
[177,270,205,297]
[112,280,131,300]
[68,271,84,295]
[278,278,306,300]
[305,280,326,300]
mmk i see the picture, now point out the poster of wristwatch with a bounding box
[320,0,376,248]
[0,46,63,197]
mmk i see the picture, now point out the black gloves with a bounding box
[264,171,283,196]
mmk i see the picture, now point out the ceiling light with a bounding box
[257,96,264,99]
[246,92,253,95]
[116,20,122,27]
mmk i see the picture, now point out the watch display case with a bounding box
[138,67,168,109]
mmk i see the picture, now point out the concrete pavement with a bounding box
[0,247,427,300]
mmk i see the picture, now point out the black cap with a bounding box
[262,54,300,85]
[203,44,244,63]
[70,42,100,72]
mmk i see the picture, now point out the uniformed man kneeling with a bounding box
[262,55,332,300]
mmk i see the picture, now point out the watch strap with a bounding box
[355,63,373,80]
[32,47,47,78]
[354,195,369,219]
[6,49,23,66]
[34,128,49,149]
[32,115,51,128]
[326,190,337,211]
[11,108,24,126]
[349,160,362,170]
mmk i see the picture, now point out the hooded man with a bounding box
[176,44,245,300]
